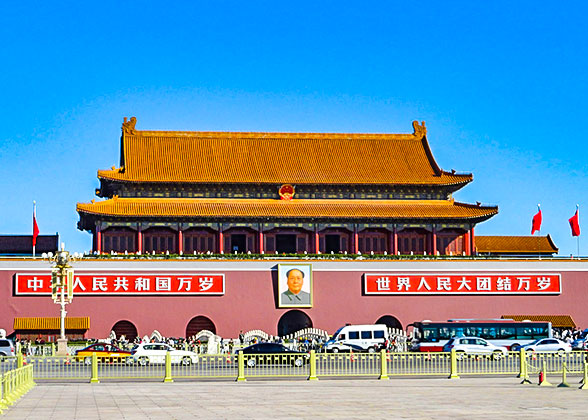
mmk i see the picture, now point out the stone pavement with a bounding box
[3,377,588,419]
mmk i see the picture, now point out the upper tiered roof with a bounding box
[97,118,472,186]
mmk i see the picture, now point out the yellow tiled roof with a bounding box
[97,120,472,186]
[77,198,498,220]
[501,315,575,328]
[13,317,90,330]
[476,235,558,254]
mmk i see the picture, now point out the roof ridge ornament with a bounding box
[412,120,426,138]
[122,116,137,134]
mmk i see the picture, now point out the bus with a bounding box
[407,319,553,351]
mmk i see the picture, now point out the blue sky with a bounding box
[0,2,586,255]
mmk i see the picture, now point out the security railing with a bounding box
[0,361,35,414]
[4,350,588,387]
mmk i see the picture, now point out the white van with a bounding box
[324,324,389,353]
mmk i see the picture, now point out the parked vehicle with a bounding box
[324,324,389,353]
[571,330,588,350]
[0,339,15,357]
[74,343,132,364]
[571,337,585,350]
[408,319,553,352]
[513,338,572,354]
[127,343,198,366]
[237,343,309,367]
[442,337,508,360]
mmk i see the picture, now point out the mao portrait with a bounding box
[278,264,312,308]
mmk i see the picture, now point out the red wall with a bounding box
[1,260,587,339]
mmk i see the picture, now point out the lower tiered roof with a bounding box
[77,197,497,228]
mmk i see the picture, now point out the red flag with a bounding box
[569,207,580,237]
[531,205,542,235]
[32,205,39,246]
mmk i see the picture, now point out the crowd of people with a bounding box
[553,327,588,345]
[12,328,410,356]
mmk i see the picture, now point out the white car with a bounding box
[517,338,572,354]
[443,337,508,360]
[128,343,199,366]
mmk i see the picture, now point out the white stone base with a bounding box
[56,338,69,356]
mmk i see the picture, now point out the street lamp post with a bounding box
[45,244,79,356]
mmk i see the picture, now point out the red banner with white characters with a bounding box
[364,273,561,295]
[15,273,225,295]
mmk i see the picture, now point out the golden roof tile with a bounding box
[97,119,472,186]
[77,198,498,220]
[475,235,558,254]
[13,317,90,330]
[501,315,575,328]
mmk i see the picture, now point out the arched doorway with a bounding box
[111,320,138,341]
[277,310,313,336]
[185,316,216,338]
[376,315,403,330]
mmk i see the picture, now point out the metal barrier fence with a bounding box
[0,363,35,414]
[4,350,588,386]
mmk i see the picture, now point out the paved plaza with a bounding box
[3,377,588,419]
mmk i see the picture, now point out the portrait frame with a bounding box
[278,263,313,308]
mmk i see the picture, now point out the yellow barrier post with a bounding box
[17,353,23,369]
[449,349,459,379]
[23,365,33,392]
[164,351,173,383]
[379,350,389,380]
[558,361,570,387]
[237,351,246,382]
[4,372,15,406]
[1,374,10,408]
[30,365,36,390]
[0,365,36,409]
[308,350,318,381]
[0,374,4,414]
[538,360,552,387]
[16,368,25,399]
[519,348,531,384]
[90,352,100,384]
[580,362,588,390]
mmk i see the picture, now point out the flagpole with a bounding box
[32,201,36,257]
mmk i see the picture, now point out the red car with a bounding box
[74,343,132,364]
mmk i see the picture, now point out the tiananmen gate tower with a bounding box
[76,118,498,256]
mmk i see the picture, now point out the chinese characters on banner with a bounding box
[15,273,225,295]
[364,273,561,294]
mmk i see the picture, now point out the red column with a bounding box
[353,225,359,254]
[218,224,224,254]
[96,224,102,254]
[314,224,320,253]
[393,226,398,255]
[463,231,470,256]
[432,226,437,256]
[470,226,475,255]
[178,227,183,254]
[258,224,264,254]
[137,225,143,254]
